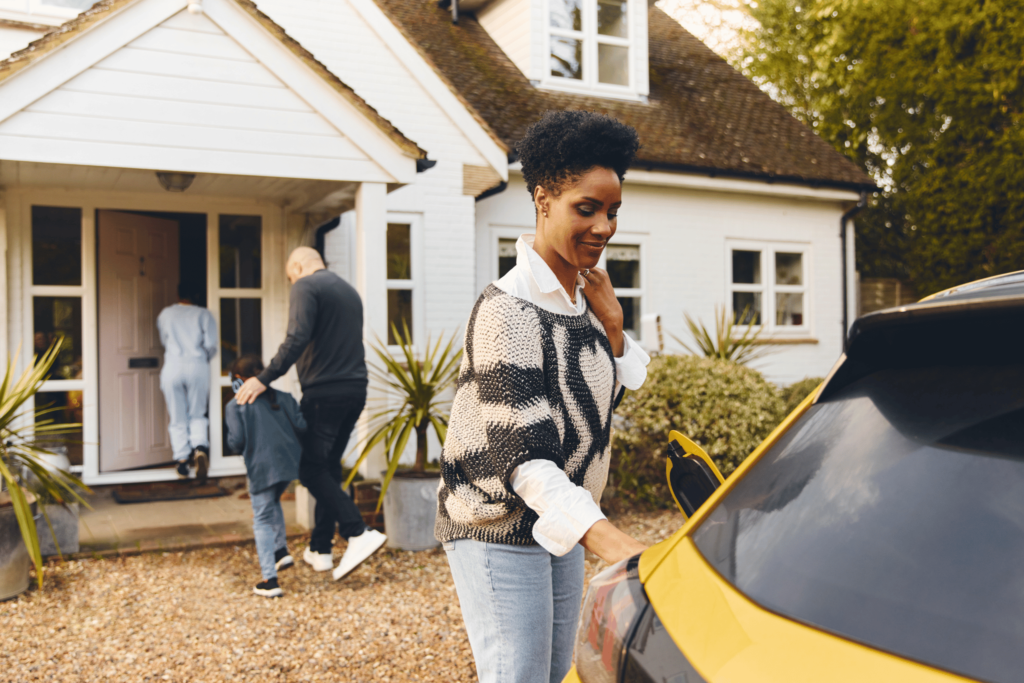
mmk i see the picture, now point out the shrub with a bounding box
[609,355,786,509]
[781,377,825,415]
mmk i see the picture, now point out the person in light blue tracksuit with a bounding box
[156,283,217,482]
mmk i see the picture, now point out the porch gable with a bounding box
[0,0,422,184]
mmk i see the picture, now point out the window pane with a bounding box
[33,297,83,380]
[219,215,261,289]
[732,250,761,284]
[606,244,640,288]
[387,290,413,345]
[387,223,412,280]
[551,36,583,80]
[776,293,804,326]
[733,292,761,325]
[550,0,582,30]
[598,0,628,37]
[498,238,518,278]
[220,298,262,374]
[598,44,629,85]
[32,206,81,286]
[34,391,84,467]
[776,252,803,285]
[618,296,641,341]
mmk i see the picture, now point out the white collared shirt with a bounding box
[496,234,650,556]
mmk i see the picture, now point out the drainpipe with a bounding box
[451,0,459,23]
[841,192,868,350]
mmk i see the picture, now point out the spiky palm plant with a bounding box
[672,304,776,365]
[0,341,90,589]
[345,323,462,510]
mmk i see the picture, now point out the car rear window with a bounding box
[692,363,1024,683]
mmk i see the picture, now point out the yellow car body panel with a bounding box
[643,538,973,683]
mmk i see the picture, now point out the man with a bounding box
[157,283,217,482]
[235,247,386,581]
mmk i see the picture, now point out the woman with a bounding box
[435,110,651,683]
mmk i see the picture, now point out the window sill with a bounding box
[535,79,646,103]
[749,336,819,345]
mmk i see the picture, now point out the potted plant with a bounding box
[347,323,461,551]
[0,342,90,599]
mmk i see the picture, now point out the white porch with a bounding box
[0,0,422,485]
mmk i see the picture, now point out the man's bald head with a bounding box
[286,246,325,283]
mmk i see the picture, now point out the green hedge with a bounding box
[782,376,825,414]
[610,355,795,509]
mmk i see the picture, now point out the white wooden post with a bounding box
[355,182,388,480]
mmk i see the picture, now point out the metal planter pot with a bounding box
[381,472,441,551]
[0,498,35,601]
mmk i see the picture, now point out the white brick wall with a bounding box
[476,175,849,385]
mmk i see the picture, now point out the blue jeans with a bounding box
[250,481,289,580]
[444,539,585,683]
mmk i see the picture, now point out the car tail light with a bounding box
[574,554,648,683]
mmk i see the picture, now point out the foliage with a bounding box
[671,305,774,365]
[346,323,462,510]
[736,0,1024,295]
[610,355,785,508]
[0,342,90,589]
[781,377,824,415]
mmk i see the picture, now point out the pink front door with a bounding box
[97,210,180,472]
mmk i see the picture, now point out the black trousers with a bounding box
[299,393,367,553]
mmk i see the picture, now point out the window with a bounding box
[728,243,809,334]
[548,0,632,91]
[218,215,262,374]
[386,223,414,345]
[497,238,518,279]
[606,243,642,340]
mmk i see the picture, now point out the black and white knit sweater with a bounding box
[435,284,617,546]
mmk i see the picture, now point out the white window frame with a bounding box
[385,212,424,351]
[726,239,813,338]
[490,226,527,282]
[599,233,645,342]
[542,0,639,100]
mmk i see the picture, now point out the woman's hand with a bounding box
[581,268,625,357]
[580,519,649,565]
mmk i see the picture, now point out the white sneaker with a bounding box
[302,547,334,572]
[332,529,387,581]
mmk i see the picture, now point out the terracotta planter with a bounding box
[381,471,440,551]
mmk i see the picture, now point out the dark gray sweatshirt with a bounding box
[257,269,368,398]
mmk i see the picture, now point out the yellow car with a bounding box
[566,271,1024,683]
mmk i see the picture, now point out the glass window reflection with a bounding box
[551,36,583,79]
[732,250,761,284]
[550,0,582,30]
[220,298,262,374]
[598,0,628,37]
[598,44,629,85]
[32,206,82,286]
[387,290,413,345]
[33,297,83,380]
[776,252,803,285]
[607,245,640,289]
[498,238,517,279]
[732,292,761,325]
[35,391,84,466]
[219,215,262,289]
[387,223,412,280]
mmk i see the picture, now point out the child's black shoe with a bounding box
[274,547,294,571]
[254,577,283,598]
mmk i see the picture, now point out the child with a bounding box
[225,356,306,598]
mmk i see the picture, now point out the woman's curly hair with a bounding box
[516,110,640,197]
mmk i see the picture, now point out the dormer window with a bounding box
[548,0,632,91]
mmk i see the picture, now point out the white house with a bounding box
[0,0,873,486]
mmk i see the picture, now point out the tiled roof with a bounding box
[374,0,875,191]
[0,0,426,160]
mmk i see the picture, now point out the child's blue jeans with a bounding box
[250,481,289,580]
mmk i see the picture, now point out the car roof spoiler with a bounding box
[818,290,1024,403]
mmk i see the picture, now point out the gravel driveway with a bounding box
[1,509,680,682]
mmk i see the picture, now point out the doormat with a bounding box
[112,482,230,504]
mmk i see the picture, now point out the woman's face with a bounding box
[535,166,622,270]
